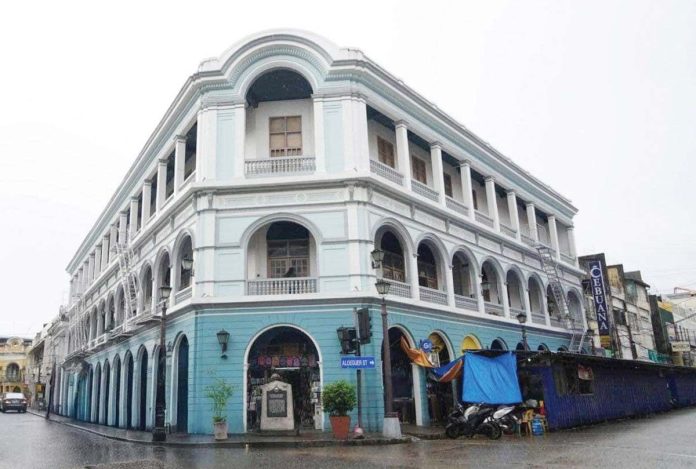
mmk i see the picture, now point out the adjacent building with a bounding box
[55,30,587,434]
[0,336,32,396]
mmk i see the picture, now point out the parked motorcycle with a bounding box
[489,405,518,434]
[445,403,502,440]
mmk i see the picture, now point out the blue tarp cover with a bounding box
[462,352,522,404]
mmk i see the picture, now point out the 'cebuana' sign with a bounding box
[588,260,612,348]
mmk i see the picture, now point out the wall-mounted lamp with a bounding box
[217,329,230,359]
[181,255,194,276]
[160,285,172,302]
[370,249,385,269]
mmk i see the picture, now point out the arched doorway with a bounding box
[103,360,110,425]
[246,326,321,431]
[461,335,482,353]
[425,332,453,425]
[491,338,508,351]
[384,327,415,424]
[138,349,148,430]
[124,353,133,429]
[516,342,529,351]
[113,356,121,428]
[538,344,549,352]
[94,363,101,423]
[176,336,189,433]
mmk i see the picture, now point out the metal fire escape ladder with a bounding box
[537,245,586,353]
[114,233,139,336]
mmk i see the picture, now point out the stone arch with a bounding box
[490,338,508,350]
[567,289,584,326]
[414,234,448,291]
[461,334,482,353]
[505,266,526,312]
[172,229,195,292]
[538,343,550,351]
[370,217,415,256]
[480,257,505,306]
[170,332,190,432]
[451,247,479,300]
[139,262,154,314]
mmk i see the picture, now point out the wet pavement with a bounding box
[2,408,696,468]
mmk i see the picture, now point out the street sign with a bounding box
[340,356,376,369]
[671,341,690,352]
[420,339,433,353]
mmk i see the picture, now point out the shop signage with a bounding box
[588,260,611,347]
[671,341,690,352]
[267,387,288,418]
[340,356,375,369]
[420,339,433,353]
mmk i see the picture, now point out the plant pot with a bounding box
[329,415,351,440]
[213,420,228,440]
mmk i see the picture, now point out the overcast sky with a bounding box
[1,0,694,337]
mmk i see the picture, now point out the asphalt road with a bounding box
[2,408,696,468]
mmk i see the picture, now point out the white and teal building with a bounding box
[56,30,587,435]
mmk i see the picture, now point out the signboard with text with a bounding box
[671,342,690,353]
[340,356,376,369]
[588,260,612,348]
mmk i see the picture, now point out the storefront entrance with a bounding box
[246,326,321,432]
[425,333,454,425]
[385,327,415,424]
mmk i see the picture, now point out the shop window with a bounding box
[270,116,302,157]
[411,156,427,184]
[377,137,395,168]
[443,173,453,197]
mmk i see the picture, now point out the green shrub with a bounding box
[205,378,234,423]
[321,380,357,416]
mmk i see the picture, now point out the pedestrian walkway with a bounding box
[28,410,410,448]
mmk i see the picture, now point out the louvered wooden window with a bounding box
[267,239,310,278]
[269,116,302,157]
[411,156,427,184]
[377,137,395,168]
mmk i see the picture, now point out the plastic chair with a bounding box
[520,409,535,436]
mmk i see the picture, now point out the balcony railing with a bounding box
[412,180,439,202]
[175,286,192,304]
[549,314,563,328]
[510,307,526,319]
[531,310,546,324]
[500,223,517,238]
[521,234,536,247]
[419,286,448,305]
[382,278,411,298]
[247,277,317,295]
[446,197,469,216]
[560,252,575,264]
[245,156,316,176]
[454,294,478,311]
[370,159,404,185]
[484,302,504,316]
[475,211,494,228]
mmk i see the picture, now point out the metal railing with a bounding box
[370,159,404,185]
[382,278,411,298]
[484,302,504,316]
[419,286,448,305]
[446,197,469,216]
[247,277,318,295]
[245,156,316,176]
[475,211,494,228]
[411,180,439,202]
[454,294,478,311]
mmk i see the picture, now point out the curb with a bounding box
[27,411,411,448]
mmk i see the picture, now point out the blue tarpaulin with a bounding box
[462,352,522,404]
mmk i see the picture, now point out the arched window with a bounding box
[141,266,153,312]
[178,236,193,290]
[481,260,501,304]
[380,232,405,283]
[528,276,545,324]
[158,252,172,293]
[452,252,476,298]
[416,243,439,289]
[107,297,115,331]
[266,222,310,278]
[491,339,508,351]
[506,270,524,311]
[5,363,20,381]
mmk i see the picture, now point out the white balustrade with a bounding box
[484,302,504,316]
[412,180,439,202]
[419,286,448,305]
[245,156,316,176]
[370,159,404,185]
[446,197,469,216]
[454,294,478,311]
[247,277,318,295]
[475,211,495,228]
[382,278,411,298]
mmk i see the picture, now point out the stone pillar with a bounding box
[312,97,326,173]
[101,235,110,269]
[340,94,370,174]
[507,191,521,241]
[141,180,152,224]
[173,135,186,193]
[548,215,561,261]
[430,143,445,205]
[526,203,539,242]
[118,211,128,246]
[109,224,118,262]
[409,253,420,300]
[567,226,577,259]
[88,253,95,285]
[522,286,532,319]
[94,244,102,278]
[395,121,412,190]
[232,103,246,179]
[129,197,139,238]
[477,274,486,315]
[459,161,475,221]
[501,278,511,319]
[485,177,500,231]
[83,261,89,291]
[156,158,168,211]
[445,264,456,307]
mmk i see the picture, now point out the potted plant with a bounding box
[205,377,234,440]
[321,380,357,439]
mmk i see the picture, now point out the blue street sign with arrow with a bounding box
[340,356,376,369]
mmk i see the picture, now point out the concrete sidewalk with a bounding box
[27,410,410,448]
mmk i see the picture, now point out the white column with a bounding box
[460,161,475,221]
[118,211,128,246]
[141,180,152,223]
[507,191,521,241]
[232,103,246,179]
[526,203,539,242]
[82,262,89,291]
[445,264,456,307]
[395,121,412,190]
[477,275,486,314]
[430,143,446,205]
[409,253,420,300]
[312,97,326,173]
[88,253,95,285]
[129,197,139,238]
[485,177,500,231]
[567,226,577,258]
[501,278,511,319]
[548,215,561,261]
[156,158,167,211]
[522,286,532,318]
[94,244,102,278]
[99,369,107,425]
[341,95,370,174]
[173,135,186,193]
[101,235,110,269]
[109,224,118,262]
